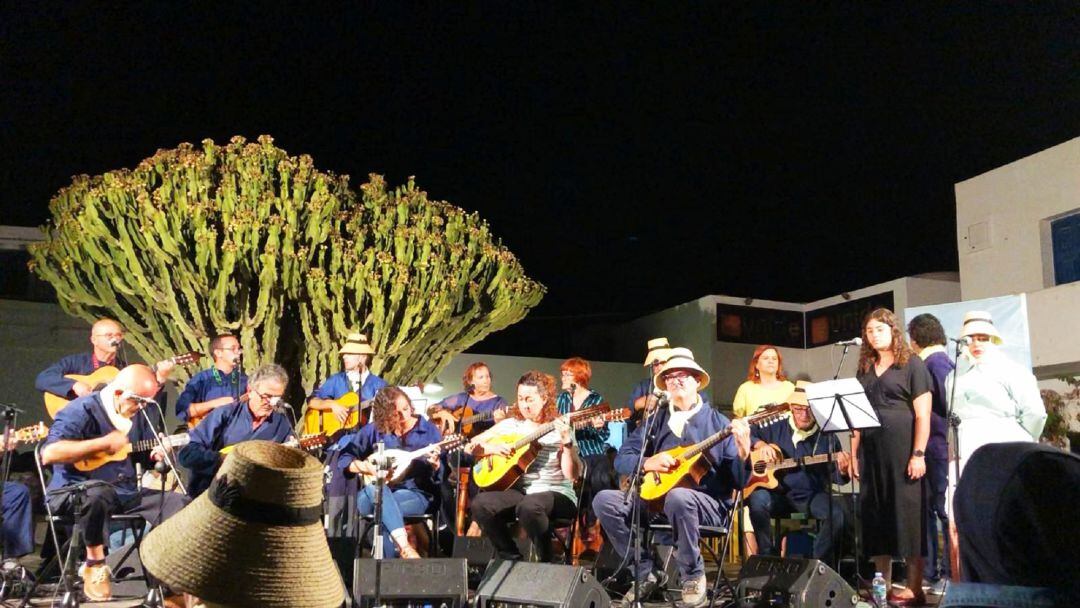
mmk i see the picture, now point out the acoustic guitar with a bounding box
[742,443,837,498]
[301,392,370,437]
[431,403,518,437]
[3,422,50,451]
[472,405,618,491]
[74,432,191,472]
[187,391,248,430]
[44,351,203,419]
[638,404,790,504]
[359,434,467,485]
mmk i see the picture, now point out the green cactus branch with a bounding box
[28,136,545,398]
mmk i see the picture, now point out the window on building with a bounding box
[1051,212,1080,286]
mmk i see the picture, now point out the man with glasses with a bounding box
[175,334,248,427]
[179,364,297,497]
[36,318,174,403]
[745,381,849,563]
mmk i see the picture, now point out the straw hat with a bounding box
[643,337,672,367]
[653,347,710,391]
[339,332,376,355]
[786,380,812,408]
[141,441,346,608]
[959,310,1003,345]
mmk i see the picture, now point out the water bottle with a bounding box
[871,571,887,607]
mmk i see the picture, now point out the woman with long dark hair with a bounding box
[851,308,933,605]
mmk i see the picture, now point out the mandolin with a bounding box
[742,443,837,498]
[44,351,203,419]
[301,393,371,437]
[472,405,619,491]
[74,432,191,472]
[2,422,50,451]
[638,404,790,504]
[360,434,467,485]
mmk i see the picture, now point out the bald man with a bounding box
[36,318,174,402]
[42,364,190,601]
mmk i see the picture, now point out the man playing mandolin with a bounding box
[593,347,751,608]
[745,381,849,563]
[42,364,191,601]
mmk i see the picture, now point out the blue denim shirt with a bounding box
[174,367,248,422]
[336,416,443,498]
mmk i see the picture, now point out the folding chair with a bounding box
[549,461,588,564]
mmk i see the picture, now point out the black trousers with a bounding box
[470,488,576,562]
[47,483,190,547]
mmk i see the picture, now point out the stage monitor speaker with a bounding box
[475,559,610,608]
[736,555,865,608]
[452,535,495,588]
[353,558,468,608]
[105,542,148,598]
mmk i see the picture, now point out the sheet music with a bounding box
[805,377,881,433]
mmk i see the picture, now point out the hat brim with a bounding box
[961,321,1003,345]
[654,359,710,391]
[643,348,671,367]
[339,345,376,355]
[141,493,345,608]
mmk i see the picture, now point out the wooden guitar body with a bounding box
[44,366,120,419]
[472,434,539,490]
[743,443,783,497]
[638,445,710,504]
[301,392,364,437]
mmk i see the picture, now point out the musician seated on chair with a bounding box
[41,364,191,602]
[175,333,247,428]
[746,380,849,563]
[467,370,583,563]
[337,386,443,559]
[429,361,509,437]
[592,347,751,608]
[35,318,175,405]
[307,332,388,427]
[178,364,296,498]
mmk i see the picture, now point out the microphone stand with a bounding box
[371,443,388,608]
[945,339,965,579]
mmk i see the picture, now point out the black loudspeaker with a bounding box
[328,536,358,590]
[452,536,496,588]
[353,558,468,607]
[736,555,861,608]
[105,542,148,598]
[475,559,610,608]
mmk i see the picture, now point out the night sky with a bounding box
[3,4,1078,353]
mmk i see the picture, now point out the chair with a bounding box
[357,481,443,558]
[646,490,741,608]
[548,461,588,565]
[20,443,151,605]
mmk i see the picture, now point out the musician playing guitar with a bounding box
[746,381,849,563]
[178,364,297,498]
[593,348,751,608]
[468,371,583,563]
[35,318,175,412]
[175,333,247,428]
[42,364,191,601]
[307,332,388,426]
[337,386,444,559]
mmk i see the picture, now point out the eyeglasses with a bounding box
[560,372,575,378]
[968,335,993,344]
[663,371,693,383]
[217,346,243,352]
[253,389,284,405]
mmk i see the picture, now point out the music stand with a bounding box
[805,378,880,577]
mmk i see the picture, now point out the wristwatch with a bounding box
[912,449,925,457]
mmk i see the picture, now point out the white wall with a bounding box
[954,136,1080,376]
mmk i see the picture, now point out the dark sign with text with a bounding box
[805,292,895,347]
[715,304,804,348]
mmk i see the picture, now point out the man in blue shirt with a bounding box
[178,364,296,498]
[42,364,190,601]
[625,337,671,434]
[746,382,849,563]
[309,332,389,535]
[175,333,247,427]
[593,348,751,608]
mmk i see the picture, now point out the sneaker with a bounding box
[79,561,112,601]
[679,574,708,608]
[927,578,948,595]
[622,569,667,604]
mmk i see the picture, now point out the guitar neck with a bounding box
[683,428,732,460]
[130,434,188,453]
[772,453,834,472]
[461,408,501,425]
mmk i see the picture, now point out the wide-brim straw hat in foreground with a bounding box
[141,441,345,608]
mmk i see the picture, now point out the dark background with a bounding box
[3,4,1078,357]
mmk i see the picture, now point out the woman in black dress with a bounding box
[850,308,932,606]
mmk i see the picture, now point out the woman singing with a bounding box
[337,386,442,559]
[851,308,932,606]
[469,371,582,562]
[429,362,509,437]
[731,344,795,555]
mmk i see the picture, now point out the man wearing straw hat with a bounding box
[593,347,752,608]
[308,332,388,424]
[625,337,672,434]
[745,380,849,562]
[179,364,298,498]
[42,364,191,601]
[142,441,347,608]
[946,310,1046,478]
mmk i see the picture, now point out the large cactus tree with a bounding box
[28,135,545,396]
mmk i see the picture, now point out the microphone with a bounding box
[569,383,577,395]
[651,389,670,406]
[950,336,972,346]
[465,383,476,394]
[836,337,863,346]
[109,339,122,347]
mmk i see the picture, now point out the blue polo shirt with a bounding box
[337,416,443,498]
[44,393,153,499]
[615,400,749,500]
[36,352,128,398]
[557,390,610,457]
[178,401,296,497]
[175,367,248,422]
[436,392,508,435]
